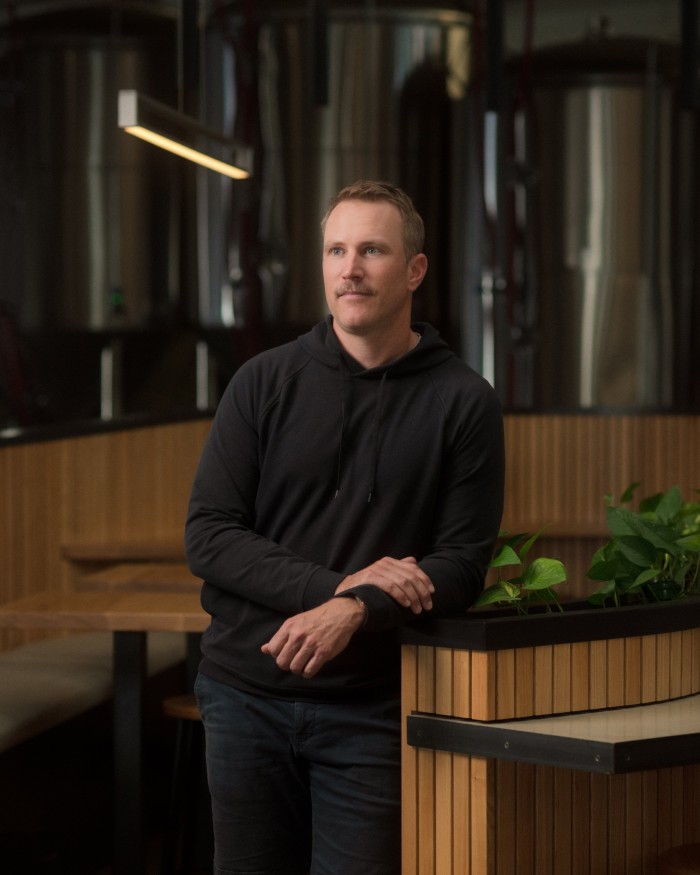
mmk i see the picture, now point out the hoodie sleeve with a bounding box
[185,366,344,616]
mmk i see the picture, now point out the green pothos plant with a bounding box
[587,483,700,607]
[473,529,568,614]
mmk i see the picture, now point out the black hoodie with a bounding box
[185,316,505,701]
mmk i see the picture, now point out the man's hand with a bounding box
[261,597,365,679]
[336,556,434,614]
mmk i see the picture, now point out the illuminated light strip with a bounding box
[118,89,251,180]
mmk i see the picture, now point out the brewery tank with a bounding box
[510,38,687,409]
[195,0,475,349]
[2,7,178,331]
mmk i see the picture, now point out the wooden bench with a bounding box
[0,630,187,754]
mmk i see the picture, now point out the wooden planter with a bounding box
[401,598,700,875]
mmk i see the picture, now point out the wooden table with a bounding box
[76,561,202,593]
[0,591,208,875]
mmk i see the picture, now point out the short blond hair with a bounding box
[321,180,425,260]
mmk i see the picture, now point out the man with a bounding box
[186,180,505,875]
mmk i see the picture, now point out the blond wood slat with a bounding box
[452,754,471,875]
[453,650,472,719]
[534,645,554,716]
[435,751,454,875]
[552,643,572,714]
[471,651,496,721]
[496,648,516,720]
[401,646,419,875]
[417,646,436,714]
[669,633,684,700]
[656,633,672,701]
[692,630,700,695]
[514,647,535,718]
[417,749,436,875]
[681,629,694,697]
[641,635,658,704]
[435,647,455,716]
[606,639,626,707]
[589,639,608,711]
[570,641,590,713]
[624,636,642,706]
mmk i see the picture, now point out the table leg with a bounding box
[113,630,147,875]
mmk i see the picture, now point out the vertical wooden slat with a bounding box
[417,750,436,875]
[494,760,517,875]
[534,766,554,875]
[514,647,535,718]
[435,751,454,875]
[656,633,671,701]
[470,759,493,875]
[496,649,516,719]
[570,641,590,712]
[624,637,642,706]
[570,771,590,875]
[669,633,683,700]
[589,639,608,710]
[589,773,609,875]
[606,639,626,707]
[401,646,419,875]
[453,650,472,719]
[452,754,471,875]
[608,775,626,875]
[471,652,496,721]
[435,647,454,715]
[624,773,643,874]
[514,764,536,875]
[640,635,657,704]
[552,643,572,714]
[641,771,659,875]
[534,645,554,716]
[552,771,573,875]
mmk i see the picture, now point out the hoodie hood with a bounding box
[297,314,455,377]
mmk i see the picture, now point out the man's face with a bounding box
[322,199,426,341]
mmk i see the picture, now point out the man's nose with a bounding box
[342,252,363,278]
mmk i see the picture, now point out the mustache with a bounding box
[336,283,375,296]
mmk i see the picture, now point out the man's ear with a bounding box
[407,253,428,291]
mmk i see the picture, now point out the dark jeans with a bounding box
[194,672,402,875]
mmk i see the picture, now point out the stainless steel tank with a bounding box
[513,39,683,409]
[3,11,178,331]
[196,1,474,339]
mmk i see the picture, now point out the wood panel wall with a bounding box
[0,418,211,650]
[501,414,700,599]
[1,414,698,650]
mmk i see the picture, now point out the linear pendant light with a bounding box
[118,89,252,179]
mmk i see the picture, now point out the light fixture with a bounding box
[118,89,252,180]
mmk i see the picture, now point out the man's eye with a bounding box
[365,247,381,255]
[328,247,343,256]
